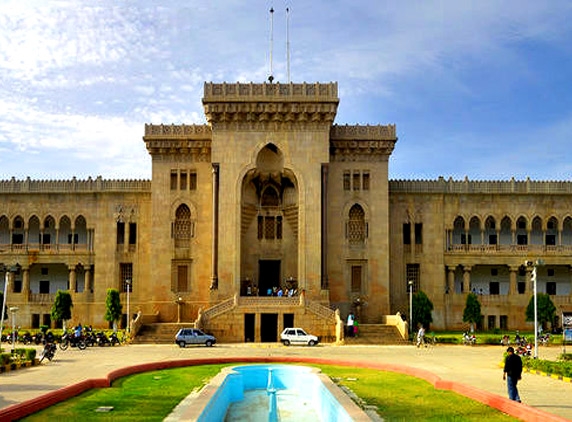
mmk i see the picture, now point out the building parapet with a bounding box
[143,124,212,139]
[390,176,572,194]
[330,124,397,141]
[0,177,151,193]
[203,82,338,102]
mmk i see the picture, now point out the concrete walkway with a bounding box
[0,343,571,420]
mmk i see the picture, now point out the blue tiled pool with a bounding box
[167,364,371,421]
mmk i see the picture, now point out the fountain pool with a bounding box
[166,364,372,421]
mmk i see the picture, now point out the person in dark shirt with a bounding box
[503,346,523,402]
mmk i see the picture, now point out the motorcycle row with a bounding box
[500,332,551,356]
[1,327,122,363]
[462,331,477,345]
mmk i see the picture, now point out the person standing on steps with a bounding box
[503,346,523,402]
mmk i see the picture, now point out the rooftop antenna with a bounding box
[268,7,274,83]
[286,6,291,83]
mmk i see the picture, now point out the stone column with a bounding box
[210,164,219,290]
[446,266,455,294]
[22,267,30,297]
[69,266,77,293]
[85,266,92,293]
[321,164,328,290]
[509,266,518,295]
[462,265,471,293]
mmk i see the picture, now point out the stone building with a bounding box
[0,81,570,341]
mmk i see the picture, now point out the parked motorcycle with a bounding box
[462,332,476,346]
[59,331,87,350]
[39,342,57,362]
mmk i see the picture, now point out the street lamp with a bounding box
[1,264,21,339]
[125,279,132,333]
[526,259,544,359]
[408,280,414,337]
[9,306,18,353]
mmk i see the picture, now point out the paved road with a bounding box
[0,343,571,420]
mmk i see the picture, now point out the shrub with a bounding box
[559,353,572,361]
[0,353,11,365]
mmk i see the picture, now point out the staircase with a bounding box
[344,324,408,345]
[131,323,191,344]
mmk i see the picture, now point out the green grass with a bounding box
[22,364,517,422]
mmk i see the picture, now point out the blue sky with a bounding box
[1,1,572,181]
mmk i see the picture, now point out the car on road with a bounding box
[175,328,216,347]
[280,327,319,346]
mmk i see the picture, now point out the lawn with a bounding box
[21,363,517,421]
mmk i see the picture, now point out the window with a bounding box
[177,265,188,292]
[276,216,282,240]
[362,172,370,190]
[174,204,192,247]
[347,204,366,244]
[170,171,178,190]
[547,221,555,229]
[343,171,351,191]
[257,216,263,239]
[129,223,137,245]
[414,223,423,245]
[264,217,275,239]
[42,234,51,244]
[461,234,472,245]
[546,282,556,295]
[68,233,79,244]
[489,234,497,245]
[488,315,496,330]
[406,263,420,293]
[489,282,499,295]
[547,268,555,277]
[12,233,23,244]
[491,268,498,276]
[545,234,556,245]
[518,220,526,229]
[120,263,133,292]
[403,223,411,245]
[117,222,125,244]
[517,282,525,294]
[352,172,360,191]
[180,171,187,190]
[500,315,508,330]
[190,171,197,190]
[351,265,362,293]
[40,280,50,294]
[41,267,48,275]
[517,234,528,245]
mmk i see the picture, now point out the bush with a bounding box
[0,353,11,365]
[560,353,572,361]
[523,356,572,378]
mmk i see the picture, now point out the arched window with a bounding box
[174,204,192,247]
[261,186,280,207]
[347,204,366,244]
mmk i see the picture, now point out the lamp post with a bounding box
[1,264,20,340]
[526,259,544,359]
[408,280,414,338]
[9,306,18,353]
[125,279,132,334]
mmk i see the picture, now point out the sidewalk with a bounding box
[0,343,570,421]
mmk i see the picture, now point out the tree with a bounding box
[51,290,73,331]
[463,293,482,332]
[525,293,557,330]
[105,288,122,332]
[412,290,433,329]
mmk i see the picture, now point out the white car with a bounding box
[280,327,319,346]
[175,328,216,347]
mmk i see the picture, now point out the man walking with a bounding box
[503,346,523,402]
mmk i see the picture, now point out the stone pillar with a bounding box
[85,266,92,293]
[22,267,30,297]
[210,164,219,291]
[463,265,471,293]
[509,266,518,295]
[446,266,455,294]
[69,266,77,293]
[321,164,328,289]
